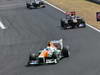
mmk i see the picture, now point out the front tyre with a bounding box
[52,53,59,64]
[53,59,58,64]
[29,53,37,60]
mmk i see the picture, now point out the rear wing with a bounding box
[65,11,76,16]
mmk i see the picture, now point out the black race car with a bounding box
[61,11,86,29]
[26,0,45,9]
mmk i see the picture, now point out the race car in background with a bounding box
[26,0,45,9]
[61,11,86,29]
[27,39,70,66]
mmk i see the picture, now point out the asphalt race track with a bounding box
[0,0,100,75]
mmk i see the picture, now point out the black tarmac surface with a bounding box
[0,0,100,75]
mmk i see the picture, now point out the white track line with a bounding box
[87,24,100,32]
[0,3,24,8]
[0,21,6,29]
[44,1,100,32]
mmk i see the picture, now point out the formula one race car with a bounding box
[26,0,45,9]
[61,11,86,29]
[27,39,70,66]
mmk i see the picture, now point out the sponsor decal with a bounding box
[96,12,100,21]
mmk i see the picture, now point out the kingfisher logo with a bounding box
[96,12,100,21]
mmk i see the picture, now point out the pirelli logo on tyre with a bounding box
[96,12,100,21]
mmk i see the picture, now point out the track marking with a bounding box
[0,21,6,29]
[0,1,25,9]
[44,1,100,32]
[87,24,100,32]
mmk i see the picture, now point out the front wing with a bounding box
[28,58,58,65]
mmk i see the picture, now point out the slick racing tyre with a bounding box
[62,46,70,57]
[53,59,58,64]
[26,3,30,8]
[52,53,59,64]
[29,53,36,60]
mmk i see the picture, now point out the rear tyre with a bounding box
[62,47,70,57]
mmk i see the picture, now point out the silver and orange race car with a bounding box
[27,39,70,66]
